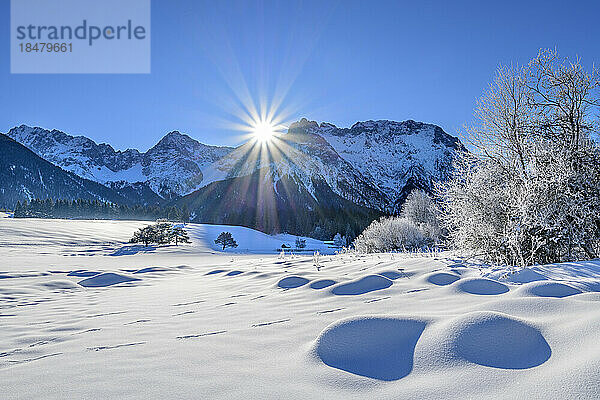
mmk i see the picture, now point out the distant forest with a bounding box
[14,198,190,222]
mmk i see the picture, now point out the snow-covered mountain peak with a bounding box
[287,118,464,209]
[5,125,234,201]
[151,130,193,149]
[288,118,320,132]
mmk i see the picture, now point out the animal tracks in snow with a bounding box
[252,319,291,328]
[87,342,146,351]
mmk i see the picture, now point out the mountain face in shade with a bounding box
[0,133,131,208]
[6,126,233,201]
[170,168,382,239]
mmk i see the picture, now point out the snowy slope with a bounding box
[186,223,333,254]
[1,217,600,399]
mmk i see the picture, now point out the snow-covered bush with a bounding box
[354,216,427,253]
[313,251,321,271]
[438,49,600,266]
[354,189,443,253]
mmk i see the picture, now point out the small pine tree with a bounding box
[14,201,22,217]
[215,232,238,250]
[170,226,191,246]
[130,225,157,247]
[153,220,173,244]
[295,237,307,249]
[344,223,354,244]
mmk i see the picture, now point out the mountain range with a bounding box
[1,119,464,237]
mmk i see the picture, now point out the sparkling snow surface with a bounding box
[1,215,600,399]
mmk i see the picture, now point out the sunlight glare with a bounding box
[252,121,276,142]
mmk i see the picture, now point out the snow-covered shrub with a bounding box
[313,251,321,271]
[354,189,443,253]
[438,49,600,266]
[354,216,427,253]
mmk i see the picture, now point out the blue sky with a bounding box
[1,0,599,151]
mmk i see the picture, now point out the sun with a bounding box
[252,121,276,143]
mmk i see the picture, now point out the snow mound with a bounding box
[314,316,427,381]
[277,276,310,289]
[377,271,404,280]
[78,272,141,288]
[572,292,600,301]
[67,270,101,277]
[206,269,227,275]
[109,245,156,256]
[446,311,551,369]
[134,267,169,274]
[331,275,393,296]
[518,281,583,298]
[454,278,509,295]
[38,280,80,290]
[310,279,336,289]
[447,265,468,274]
[502,268,548,283]
[425,271,460,286]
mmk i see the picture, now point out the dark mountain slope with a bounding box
[171,167,382,239]
[0,133,131,208]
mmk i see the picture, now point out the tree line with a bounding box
[13,198,190,222]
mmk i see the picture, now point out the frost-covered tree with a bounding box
[214,232,238,250]
[438,49,600,265]
[130,220,192,247]
[400,189,444,244]
[333,233,346,247]
[153,220,173,244]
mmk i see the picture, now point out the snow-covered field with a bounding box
[1,216,600,399]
